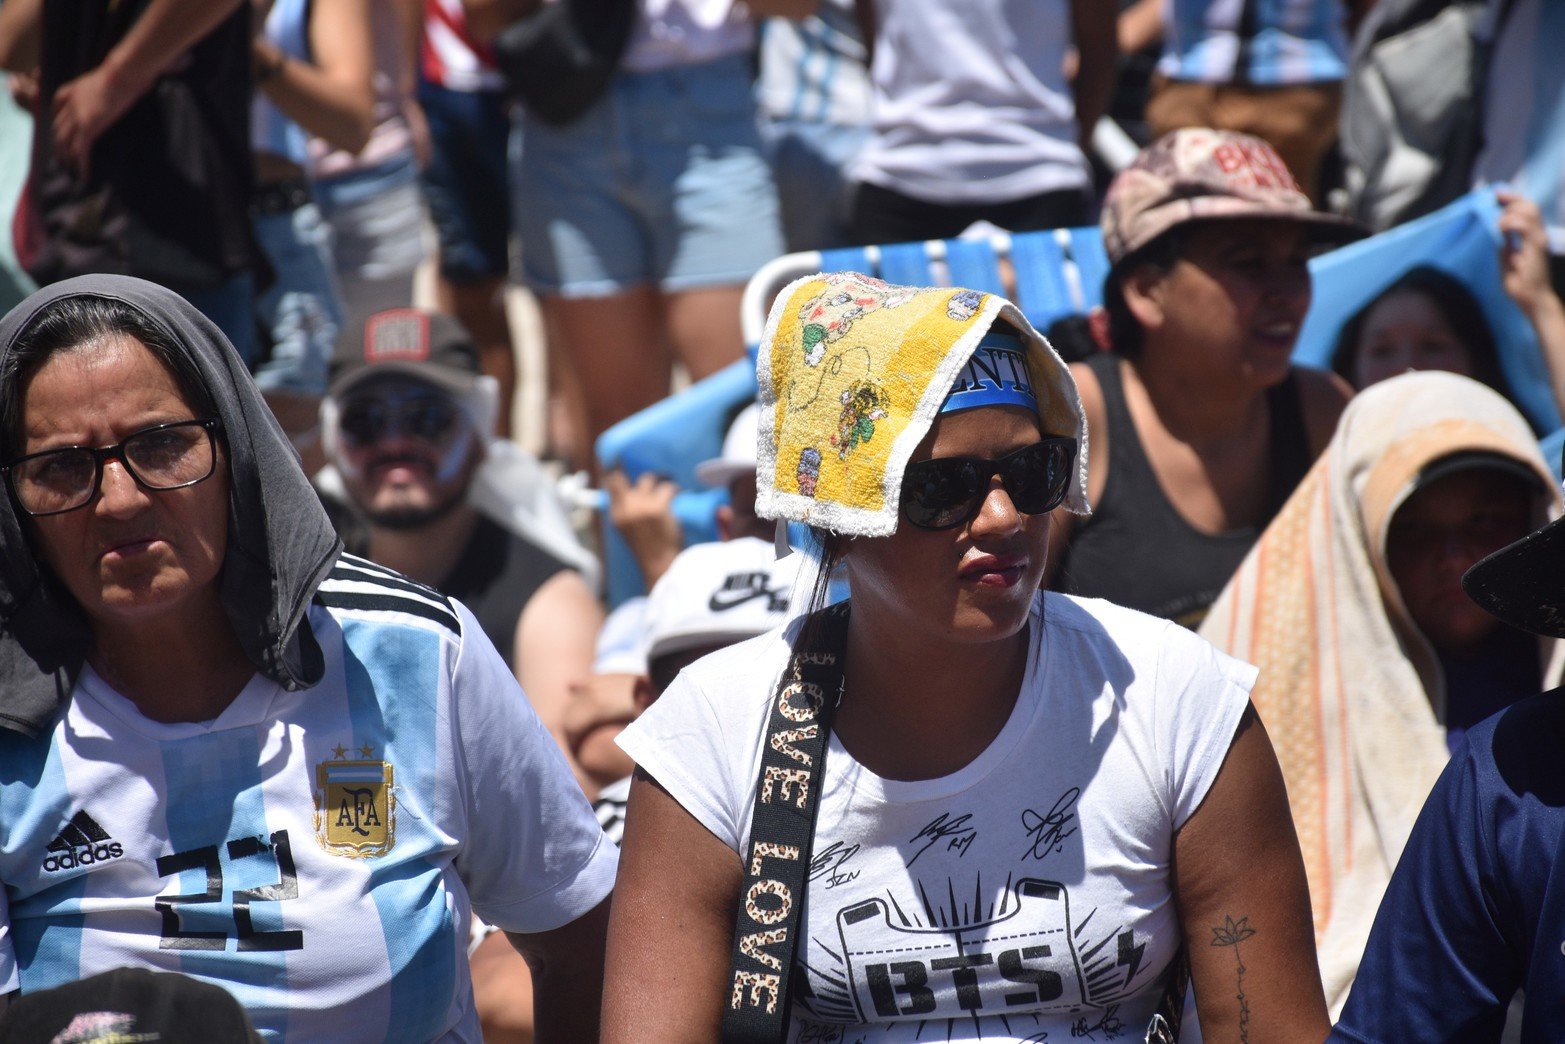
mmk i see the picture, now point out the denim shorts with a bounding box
[417,82,511,284]
[312,152,426,318]
[512,51,784,297]
[252,199,344,395]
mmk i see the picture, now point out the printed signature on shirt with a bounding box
[1021,788,1081,861]
[908,812,978,865]
[1070,1004,1123,1039]
[808,841,862,889]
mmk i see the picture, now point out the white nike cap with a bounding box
[695,403,760,488]
[643,536,800,665]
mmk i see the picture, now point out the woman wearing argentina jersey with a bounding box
[607,275,1329,1041]
[0,276,616,1039]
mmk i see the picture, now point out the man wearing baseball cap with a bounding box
[1047,127,1363,628]
[321,307,603,757]
[1329,505,1565,1040]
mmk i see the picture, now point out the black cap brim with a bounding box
[1463,515,1565,638]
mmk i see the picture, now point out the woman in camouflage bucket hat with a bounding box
[1048,127,1363,629]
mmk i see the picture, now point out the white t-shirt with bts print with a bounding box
[618,592,1253,1042]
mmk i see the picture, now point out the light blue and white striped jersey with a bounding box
[756,0,873,127]
[1159,0,1349,86]
[0,555,617,1041]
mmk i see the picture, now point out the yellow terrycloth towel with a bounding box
[754,272,1090,537]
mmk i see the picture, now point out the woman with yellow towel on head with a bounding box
[605,273,1330,1043]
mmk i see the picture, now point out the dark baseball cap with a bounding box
[0,967,263,1043]
[328,308,481,399]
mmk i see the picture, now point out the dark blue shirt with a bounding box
[1331,689,1565,1043]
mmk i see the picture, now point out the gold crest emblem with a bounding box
[315,751,395,858]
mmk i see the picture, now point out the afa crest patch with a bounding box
[315,749,395,858]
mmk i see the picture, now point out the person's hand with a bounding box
[402,95,432,169]
[9,71,37,110]
[51,65,140,180]
[1497,190,1557,319]
[604,468,683,588]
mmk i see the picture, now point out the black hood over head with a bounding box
[0,275,341,737]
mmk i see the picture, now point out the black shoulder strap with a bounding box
[722,603,850,1044]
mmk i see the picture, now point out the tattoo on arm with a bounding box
[1210,915,1256,1043]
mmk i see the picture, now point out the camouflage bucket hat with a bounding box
[1100,127,1363,266]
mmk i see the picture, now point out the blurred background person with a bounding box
[754,0,871,252]
[846,0,1115,244]
[308,0,429,323]
[317,308,603,783]
[604,400,770,591]
[1147,0,1372,202]
[1331,192,1565,426]
[416,0,519,439]
[249,0,375,462]
[1200,370,1562,1014]
[1048,128,1360,627]
[473,0,795,469]
[0,0,258,356]
[1331,477,1565,1041]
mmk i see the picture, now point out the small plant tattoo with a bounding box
[1211,915,1256,1042]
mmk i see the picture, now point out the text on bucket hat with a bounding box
[1100,127,1362,267]
[754,273,1089,537]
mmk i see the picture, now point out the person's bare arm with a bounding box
[1496,190,1565,422]
[602,770,743,1041]
[506,894,612,1043]
[51,0,247,177]
[471,929,537,1043]
[1118,0,1164,55]
[461,0,541,44]
[388,0,430,164]
[1069,0,1118,152]
[0,0,42,74]
[254,0,375,153]
[1174,704,1329,1043]
[515,569,606,792]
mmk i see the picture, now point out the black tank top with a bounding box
[1056,353,1312,628]
[440,516,572,670]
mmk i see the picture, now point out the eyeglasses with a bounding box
[337,393,462,447]
[900,437,1076,530]
[2,419,222,517]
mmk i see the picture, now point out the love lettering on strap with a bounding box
[722,603,850,1043]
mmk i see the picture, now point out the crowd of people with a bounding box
[2,0,1565,1042]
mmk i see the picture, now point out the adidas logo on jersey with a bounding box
[43,811,124,873]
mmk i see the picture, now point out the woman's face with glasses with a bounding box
[844,405,1056,645]
[13,335,229,628]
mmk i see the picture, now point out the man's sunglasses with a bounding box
[900,437,1077,531]
[338,394,461,447]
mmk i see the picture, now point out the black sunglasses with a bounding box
[338,395,461,447]
[901,437,1077,530]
